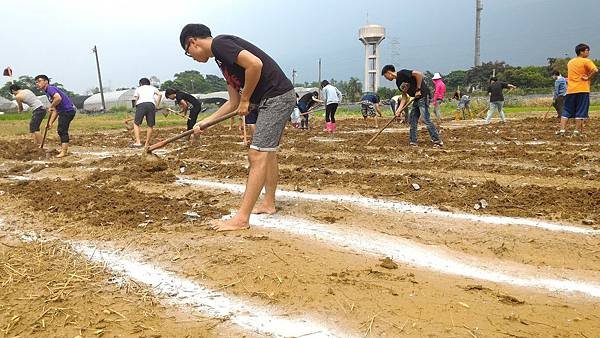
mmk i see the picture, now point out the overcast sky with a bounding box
[2,0,599,94]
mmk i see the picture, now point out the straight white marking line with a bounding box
[177,178,599,235]
[243,213,600,298]
[0,219,342,338]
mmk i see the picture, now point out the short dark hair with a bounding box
[9,84,21,92]
[551,70,560,76]
[320,80,329,88]
[490,76,498,82]
[34,74,49,82]
[179,24,212,49]
[381,65,396,75]
[575,43,590,56]
[139,78,151,86]
[165,88,177,96]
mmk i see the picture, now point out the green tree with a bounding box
[466,61,507,90]
[503,66,552,88]
[376,87,399,100]
[0,75,75,99]
[160,70,227,93]
[345,77,362,102]
[444,70,468,91]
[205,74,227,92]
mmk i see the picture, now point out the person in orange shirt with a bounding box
[557,43,598,137]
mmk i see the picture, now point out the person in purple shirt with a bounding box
[34,75,76,157]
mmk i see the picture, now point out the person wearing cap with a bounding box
[34,75,76,157]
[431,73,446,125]
[10,84,47,145]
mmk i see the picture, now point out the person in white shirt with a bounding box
[10,84,47,145]
[320,80,342,132]
[132,78,162,148]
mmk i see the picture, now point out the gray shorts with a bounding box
[135,102,156,127]
[251,89,296,152]
[29,106,47,133]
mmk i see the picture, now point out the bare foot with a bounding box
[210,218,250,232]
[252,205,276,215]
[56,152,68,158]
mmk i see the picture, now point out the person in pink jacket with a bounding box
[431,73,446,125]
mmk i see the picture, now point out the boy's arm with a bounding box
[411,70,424,97]
[154,91,162,108]
[15,93,24,112]
[236,50,263,116]
[179,100,189,113]
[582,62,599,80]
[395,93,409,117]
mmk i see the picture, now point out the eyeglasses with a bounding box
[184,39,192,57]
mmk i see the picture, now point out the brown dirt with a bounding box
[0,175,228,229]
[0,234,234,337]
[0,140,53,161]
[0,115,599,337]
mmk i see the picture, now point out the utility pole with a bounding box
[474,0,483,67]
[318,58,322,85]
[92,45,106,112]
[291,68,297,86]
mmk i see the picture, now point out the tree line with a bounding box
[0,70,228,101]
[4,57,599,102]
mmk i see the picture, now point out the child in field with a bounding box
[557,43,598,137]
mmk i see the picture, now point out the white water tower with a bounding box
[359,24,385,93]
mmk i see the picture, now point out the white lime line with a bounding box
[177,178,599,235]
[0,219,342,338]
[71,242,340,337]
[4,175,33,181]
[243,213,600,298]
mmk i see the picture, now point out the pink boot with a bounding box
[330,122,336,133]
[323,122,332,132]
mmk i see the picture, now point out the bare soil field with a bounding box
[0,116,598,337]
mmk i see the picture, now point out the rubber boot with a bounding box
[330,122,336,133]
[323,122,332,132]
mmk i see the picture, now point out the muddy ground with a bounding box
[0,115,598,337]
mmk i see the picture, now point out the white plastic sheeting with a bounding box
[0,96,17,111]
[83,89,136,112]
